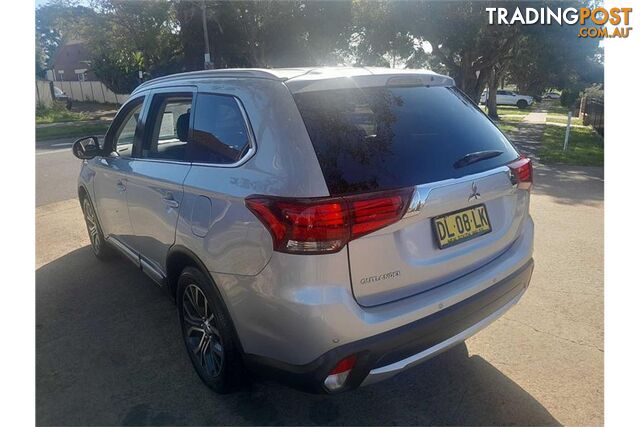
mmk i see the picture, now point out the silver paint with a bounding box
[77,67,534,383]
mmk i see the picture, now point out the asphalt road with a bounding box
[36,151,603,425]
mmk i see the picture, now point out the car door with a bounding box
[92,94,147,252]
[124,87,194,279]
[496,90,508,105]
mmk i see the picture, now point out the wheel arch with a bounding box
[166,245,246,354]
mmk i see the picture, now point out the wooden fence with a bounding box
[36,80,129,106]
[580,96,604,136]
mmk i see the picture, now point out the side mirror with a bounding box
[72,136,100,160]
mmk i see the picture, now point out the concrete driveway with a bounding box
[36,156,603,425]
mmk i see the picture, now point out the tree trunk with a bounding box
[487,66,499,120]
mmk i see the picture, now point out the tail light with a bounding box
[324,355,357,391]
[245,188,414,254]
[508,157,533,190]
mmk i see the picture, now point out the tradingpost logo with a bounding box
[486,6,633,38]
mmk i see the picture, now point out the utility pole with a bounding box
[201,1,213,69]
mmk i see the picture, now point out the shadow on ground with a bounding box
[37,247,559,426]
[533,163,604,207]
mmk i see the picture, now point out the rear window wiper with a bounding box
[453,150,503,169]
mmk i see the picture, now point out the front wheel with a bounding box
[177,267,246,393]
[82,197,113,260]
[517,99,529,109]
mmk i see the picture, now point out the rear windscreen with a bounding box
[293,86,519,196]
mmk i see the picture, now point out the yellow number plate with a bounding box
[432,204,492,249]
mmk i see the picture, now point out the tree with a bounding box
[174,1,353,70]
[506,2,603,98]
[35,0,95,74]
[82,0,184,93]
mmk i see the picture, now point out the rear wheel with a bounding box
[81,196,113,260]
[516,99,529,109]
[177,267,246,393]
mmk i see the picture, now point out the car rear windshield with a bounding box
[293,85,519,196]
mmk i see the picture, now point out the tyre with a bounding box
[177,267,246,393]
[81,196,114,260]
[516,99,529,109]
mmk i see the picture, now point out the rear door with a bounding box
[125,87,194,276]
[292,83,527,306]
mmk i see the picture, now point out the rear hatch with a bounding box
[292,78,528,306]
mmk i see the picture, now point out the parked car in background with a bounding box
[53,86,72,109]
[480,89,534,109]
[543,92,561,100]
[73,67,534,394]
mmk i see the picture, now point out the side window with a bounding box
[112,99,144,157]
[141,94,193,161]
[497,90,506,96]
[187,93,251,164]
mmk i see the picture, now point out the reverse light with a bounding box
[508,157,533,190]
[324,355,357,391]
[245,188,414,255]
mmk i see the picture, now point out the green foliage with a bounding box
[36,102,90,124]
[34,0,605,101]
[507,1,603,96]
[174,0,353,70]
[35,121,110,141]
[82,0,184,93]
[36,1,96,70]
[560,88,580,110]
[539,124,604,166]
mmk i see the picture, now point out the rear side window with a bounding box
[188,93,251,164]
[293,86,519,196]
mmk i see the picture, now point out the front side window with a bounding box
[112,99,144,157]
[142,94,193,161]
[187,93,251,164]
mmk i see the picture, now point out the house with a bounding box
[49,40,96,82]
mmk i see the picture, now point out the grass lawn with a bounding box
[539,124,603,166]
[481,105,531,119]
[546,113,571,124]
[497,106,530,117]
[36,104,91,124]
[36,122,110,141]
[496,121,519,134]
[36,102,118,124]
[543,100,569,115]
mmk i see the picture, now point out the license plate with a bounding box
[432,204,492,249]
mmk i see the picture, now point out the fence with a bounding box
[36,80,129,107]
[35,80,55,107]
[580,96,604,136]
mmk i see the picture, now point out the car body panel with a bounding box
[348,166,528,306]
[91,156,135,243]
[480,90,533,106]
[125,159,191,272]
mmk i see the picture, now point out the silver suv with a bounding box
[73,67,534,394]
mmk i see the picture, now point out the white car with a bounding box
[480,90,533,109]
[543,92,561,99]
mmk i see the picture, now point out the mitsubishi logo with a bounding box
[469,182,481,201]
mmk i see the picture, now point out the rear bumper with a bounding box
[244,258,533,393]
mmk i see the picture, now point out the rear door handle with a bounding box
[162,194,180,208]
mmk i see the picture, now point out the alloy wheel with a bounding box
[83,199,101,253]
[182,284,224,377]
